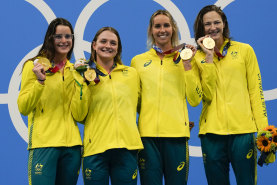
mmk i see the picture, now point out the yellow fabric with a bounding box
[131,48,206,138]
[72,63,143,157]
[18,59,83,149]
[194,39,268,135]
[265,152,276,164]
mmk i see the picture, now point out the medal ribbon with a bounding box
[88,60,111,84]
[214,41,230,59]
[47,59,66,73]
[153,43,186,64]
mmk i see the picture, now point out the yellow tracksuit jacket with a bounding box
[131,48,210,138]
[71,62,143,157]
[194,39,268,135]
[17,59,83,149]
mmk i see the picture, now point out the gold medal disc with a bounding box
[203,37,215,49]
[36,57,51,71]
[84,68,96,82]
[180,48,193,60]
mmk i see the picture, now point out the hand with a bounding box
[189,121,195,131]
[32,63,46,84]
[197,35,214,63]
[74,63,87,69]
[182,44,197,71]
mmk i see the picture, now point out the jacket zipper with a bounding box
[157,60,163,137]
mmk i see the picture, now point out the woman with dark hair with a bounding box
[72,27,143,185]
[193,5,268,185]
[130,10,211,185]
[17,18,84,185]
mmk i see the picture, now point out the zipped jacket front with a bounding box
[18,60,83,149]
[131,49,204,138]
[72,63,143,157]
[194,39,268,135]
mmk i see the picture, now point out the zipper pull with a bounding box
[109,74,111,79]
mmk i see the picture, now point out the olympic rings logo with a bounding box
[0,0,276,157]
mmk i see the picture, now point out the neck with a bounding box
[53,54,67,64]
[215,37,225,49]
[155,43,172,53]
[97,58,114,73]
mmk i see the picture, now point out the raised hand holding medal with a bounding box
[181,44,197,71]
[197,36,215,63]
[74,58,99,83]
[33,57,50,84]
[180,48,193,61]
[202,37,215,50]
[34,57,51,71]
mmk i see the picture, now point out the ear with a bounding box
[92,41,96,51]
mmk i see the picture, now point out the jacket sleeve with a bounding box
[245,45,268,131]
[193,57,217,104]
[70,70,90,123]
[184,59,202,107]
[17,61,44,116]
[131,58,141,113]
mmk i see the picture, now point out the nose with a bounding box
[60,35,67,42]
[160,26,166,33]
[210,23,216,30]
[104,42,112,48]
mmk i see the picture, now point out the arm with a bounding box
[245,45,268,130]
[195,58,217,103]
[17,61,45,115]
[70,70,90,123]
[184,59,202,107]
[131,58,141,114]
[195,36,217,103]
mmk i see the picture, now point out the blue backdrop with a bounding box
[1,0,276,184]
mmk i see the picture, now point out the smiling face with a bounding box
[92,30,118,62]
[203,11,225,44]
[151,14,173,50]
[53,25,73,58]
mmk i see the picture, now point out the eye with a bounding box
[53,34,62,39]
[204,22,211,26]
[110,41,117,46]
[64,34,73,39]
[154,24,161,29]
[214,21,221,25]
[100,39,107,44]
[164,23,171,28]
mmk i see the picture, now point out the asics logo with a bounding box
[144,60,152,67]
[246,149,253,159]
[177,161,185,171]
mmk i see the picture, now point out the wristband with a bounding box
[37,78,45,82]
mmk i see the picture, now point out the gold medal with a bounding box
[203,37,215,49]
[84,68,96,82]
[34,57,51,71]
[180,48,193,60]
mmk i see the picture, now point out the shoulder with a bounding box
[23,60,34,71]
[231,40,253,50]
[119,64,137,74]
[131,50,152,62]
